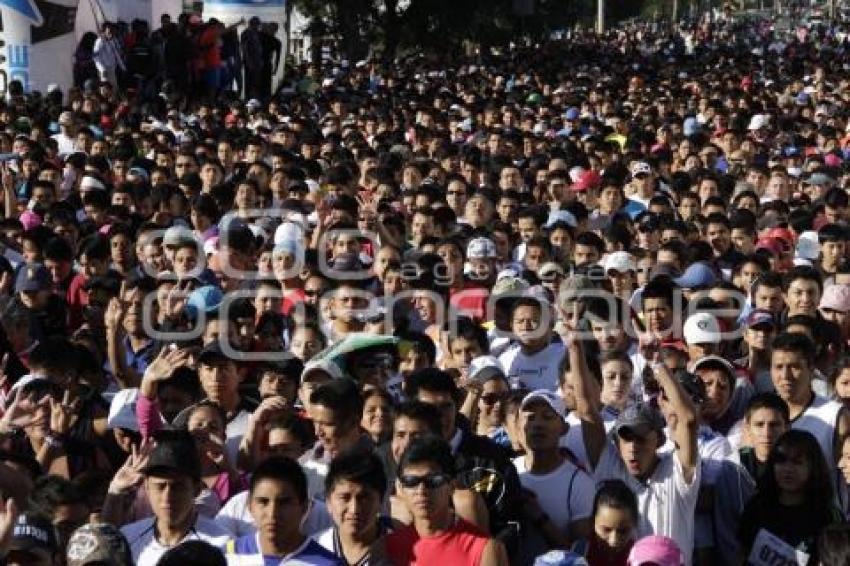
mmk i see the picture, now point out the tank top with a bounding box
[384,517,489,566]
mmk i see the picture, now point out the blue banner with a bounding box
[0,0,42,24]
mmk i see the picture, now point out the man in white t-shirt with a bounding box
[120,431,229,566]
[52,111,77,156]
[499,295,565,391]
[513,389,594,551]
[771,332,850,493]
[566,327,700,565]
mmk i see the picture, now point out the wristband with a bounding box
[45,433,66,450]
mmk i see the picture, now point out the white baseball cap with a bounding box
[467,237,497,259]
[683,313,721,345]
[468,356,506,384]
[107,388,140,431]
[604,251,636,274]
[520,389,566,416]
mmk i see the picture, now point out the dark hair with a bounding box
[405,368,459,403]
[157,540,227,566]
[448,317,488,353]
[77,234,110,262]
[818,524,850,566]
[29,475,85,518]
[824,188,849,210]
[592,479,639,523]
[818,223,848,243]
[745,392,790,423]
[641,278,674,310]
[250,456,308,504]
[394,401,442,435]
[398,435,455,477]
[29,337,78,377]
[830,355,850,389]
[309,378,363,426]
[325,449,387,498]
[753,271,783,292]
[783,265,823,294]
[174,399,227,431]
[759,430,833,503]
[396,331,437,365]
[43,237,74,263]
[266,413,315,450]
[771,332,816,368]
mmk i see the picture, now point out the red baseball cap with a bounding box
[756,237,783,256]
[572,170,602,192]
[766,227,796,248]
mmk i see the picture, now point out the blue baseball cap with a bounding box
[564,107,580,121]
[673,262,717,289]
[185,285,223,320]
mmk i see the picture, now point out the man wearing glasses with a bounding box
[386,436,509,565]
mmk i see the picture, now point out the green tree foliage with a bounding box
[291,0,650,60]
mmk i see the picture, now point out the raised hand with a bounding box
[49,390,80,436]
[109,440,152,494]
[555,301,582,350]
[250,396,289,427]
[0,163,14,195]
[0,272,11,296]
[162,280,191,321]
[105,282,129,333]
[0,387,36,435]
[0,497,18,556]
[144,346,191,383]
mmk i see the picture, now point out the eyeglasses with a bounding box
[447,191,465,196]
[481,392,509,405]
[398,473,451,490]
[304,289,323,296]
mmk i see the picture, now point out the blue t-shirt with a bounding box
[227,533,343,565]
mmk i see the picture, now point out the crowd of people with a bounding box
[2,5,850,566]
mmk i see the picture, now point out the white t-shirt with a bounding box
[499,342,565,391]
[594,442,701,566]
[225,410,251,466]
[52,133,76,156]
[512,457,595,532]
[792,393,842,467]
[215,490,333,539]
[299,450,330,501]
[659,425,732,468]
[121,514,230,566]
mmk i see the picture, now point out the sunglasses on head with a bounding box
[398,473,451,490]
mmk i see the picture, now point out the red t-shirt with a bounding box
[199,27,221,68]
[66,273,88,331]
[385,517,489,566]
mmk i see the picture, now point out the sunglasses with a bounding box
[304,289,323,296]
[481,392,509,405]
[398,473,451,490]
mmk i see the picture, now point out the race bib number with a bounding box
[748,529,810,566]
